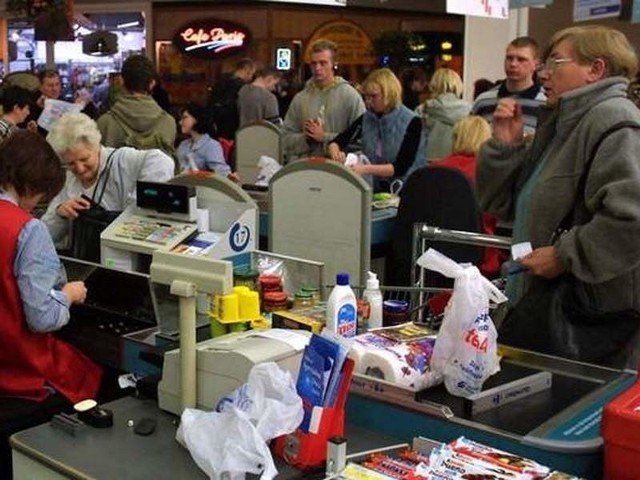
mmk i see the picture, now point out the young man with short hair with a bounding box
[281,39,365,162]
[237,66,282,128]
[472,37,546,134]
[96,55,176,152]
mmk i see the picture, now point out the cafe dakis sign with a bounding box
[173,19,251,59]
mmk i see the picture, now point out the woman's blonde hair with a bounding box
[429,68,464,98]
[452,115,491,155]
[546,25,638,80]
[361,68,402,111]
[46,112,102,155]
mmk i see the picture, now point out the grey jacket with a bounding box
[420,93,471,161]
[281,76,365,161]
[478,77,640,313]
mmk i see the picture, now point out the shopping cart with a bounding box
[325,224,513,330]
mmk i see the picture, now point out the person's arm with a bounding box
[263,92,282,125]
[202,138,231,176]
[322,86,366,147]
[160,112,177,147]
[556,127,640,284]
[476,98,529,220]
[138,149,175,183]
[41,176,74,248]
[14,220,79,332]
[330,115,363,151]
[388,116,422,178]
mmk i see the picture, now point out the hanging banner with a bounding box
[173,19,252,59]
[446,0,509,19]
[573,0,622,21]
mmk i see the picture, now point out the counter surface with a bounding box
[11,396,402,479]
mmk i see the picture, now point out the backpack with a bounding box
[109,110,179,173]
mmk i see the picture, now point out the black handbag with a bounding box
[499,274,640,364]
[499,121,640,366]
[70,149,120,263]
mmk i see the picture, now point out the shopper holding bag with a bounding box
[41,112,175,257]
[477,25,640,366]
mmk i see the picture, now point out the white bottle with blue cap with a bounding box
[363,271,383,330]
[326,272,357,338]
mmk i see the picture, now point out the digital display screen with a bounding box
[136,181,194,214]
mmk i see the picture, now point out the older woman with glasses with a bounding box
[327,68,427,192]
[41,112,175,251]
[478,25,640,366]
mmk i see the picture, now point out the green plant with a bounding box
[372,30,427,70]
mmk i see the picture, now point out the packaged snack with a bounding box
[449,437,550,477]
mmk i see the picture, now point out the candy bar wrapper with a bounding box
[450,437,550,477]
[428,445,535,480]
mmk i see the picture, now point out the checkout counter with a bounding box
[18,189,635,478]
[50,249,637,479]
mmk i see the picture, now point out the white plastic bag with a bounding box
[255,155,282,186]
[216,362,304,441]
[417,249,507,397]
[177,363,303,480]
[177,407,278,480]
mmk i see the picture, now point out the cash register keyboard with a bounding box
[114,217,184,245]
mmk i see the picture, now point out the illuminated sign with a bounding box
[173,19,251,58]
[276,48,292,70]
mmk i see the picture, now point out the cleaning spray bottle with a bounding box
[326,272,357,337]
[362,271,383,330]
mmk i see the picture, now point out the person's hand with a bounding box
[26,120,38,133]
[56,197,91,219]
[327,143,346,163]
[492,98,525,144]
[519,246,565,279]
[349,163,368,176]
[304,118,325,142]
[227,172,240,183]
[63,281,87,304]
[36,94,46,109]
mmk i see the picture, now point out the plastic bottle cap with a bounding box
[366,271,379,290]
[336,272,350,286]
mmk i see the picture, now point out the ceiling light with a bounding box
[117,21,139,29]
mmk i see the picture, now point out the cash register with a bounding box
[100,181,199,272]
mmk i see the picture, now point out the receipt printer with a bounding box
[158,330,310,415]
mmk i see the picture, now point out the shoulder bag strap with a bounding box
[556,120,640,233]
[91,147,119,207]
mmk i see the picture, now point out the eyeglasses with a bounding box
[363,92,382,101]
[537,57,575,72]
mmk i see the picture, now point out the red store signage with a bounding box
[173,19,251,58]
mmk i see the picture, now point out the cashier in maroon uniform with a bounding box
[0,130,102,404]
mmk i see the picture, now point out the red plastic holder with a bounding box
[602,376,640,480]
[273,358,354,470]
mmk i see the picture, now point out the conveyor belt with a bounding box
[415,361,603,435]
